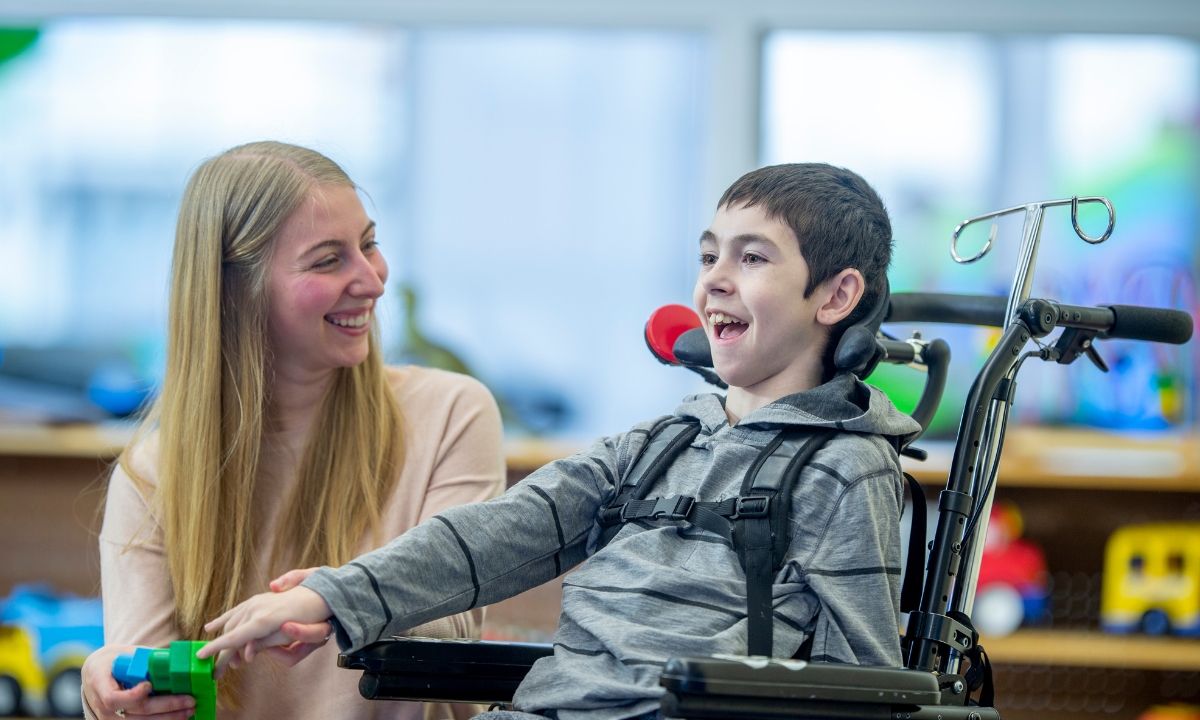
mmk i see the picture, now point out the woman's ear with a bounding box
[815,268,866,327]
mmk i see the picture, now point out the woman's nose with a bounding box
[349,252,387,298]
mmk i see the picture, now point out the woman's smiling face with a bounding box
[266,184,387,376]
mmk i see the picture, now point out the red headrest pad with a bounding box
[645,304,702,365]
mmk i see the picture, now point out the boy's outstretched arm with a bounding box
[203,428,639,663]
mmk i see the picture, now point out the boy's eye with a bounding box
[699,252,717,266]
[744,253,765,264]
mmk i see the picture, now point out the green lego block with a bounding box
[187,641,216,720]
[146,648,172,692]
[168,642,193,695]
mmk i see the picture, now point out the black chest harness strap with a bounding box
[596,419,928,659]
[598,421,835,657]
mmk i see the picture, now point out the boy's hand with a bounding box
[262,567,335,667]
[196,586,331,675]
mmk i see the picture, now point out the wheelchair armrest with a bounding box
[339,637,553,704]
[659,657,998,720]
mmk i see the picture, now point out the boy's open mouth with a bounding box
[709,312,749,341]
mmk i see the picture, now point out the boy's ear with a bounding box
[814,269,866,328]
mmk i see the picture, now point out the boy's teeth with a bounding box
[710,312,743,325]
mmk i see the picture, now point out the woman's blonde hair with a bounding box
[122,141,403,646]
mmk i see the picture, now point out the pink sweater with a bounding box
[96,367,506,720]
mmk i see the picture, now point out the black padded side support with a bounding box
[833,278,891,377]
[900,473,927,614]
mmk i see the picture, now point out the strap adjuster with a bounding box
[732,495,770,519]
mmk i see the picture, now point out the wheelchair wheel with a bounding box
[47,667,83,717]
[0,675,21,717]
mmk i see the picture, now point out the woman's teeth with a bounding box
[329,313,370,328]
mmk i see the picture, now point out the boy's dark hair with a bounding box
[718,163,892,378]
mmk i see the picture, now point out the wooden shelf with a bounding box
[505,438,584,473]
[5,422,1200,493]
[981,629,1200,671]
[0,422,134,459]
[0,421,587,472]
[902,427,1200,492]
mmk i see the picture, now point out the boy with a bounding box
[200,164,920,720]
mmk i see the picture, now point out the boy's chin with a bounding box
[710,362,761,391]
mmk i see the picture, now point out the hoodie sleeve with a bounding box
[301,431,634,652]
[777,436,905,666]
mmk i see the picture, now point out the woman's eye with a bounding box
[312,256,338,270]
[699,252,717,265]
[744,253,764,265]
[362,239,378,252]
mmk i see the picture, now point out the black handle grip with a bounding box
[1104,305,1194,345]
[886,293,1007,327]
[910,339,950,438]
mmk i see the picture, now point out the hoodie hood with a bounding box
[674,371,922,439]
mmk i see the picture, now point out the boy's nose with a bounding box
[702,260,736,296]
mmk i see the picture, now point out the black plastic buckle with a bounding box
[731,495,770,520]
[649,495,694,521]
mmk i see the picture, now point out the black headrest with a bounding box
[833,277,890,378]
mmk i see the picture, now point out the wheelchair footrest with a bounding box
[338,637,553,704]
[659,656,1001,720]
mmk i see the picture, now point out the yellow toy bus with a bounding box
[1101,523,1200,636]
[0,625,45,716]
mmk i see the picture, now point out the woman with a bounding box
[81,142,505,719]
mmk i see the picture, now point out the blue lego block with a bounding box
[112,647,154,689]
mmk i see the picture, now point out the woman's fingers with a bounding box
[97,682,196,718]
[95,682,151,716]
[123,692,197,717]
[262,638,326,667]
[281,620,332,644]
[269,567,319,592]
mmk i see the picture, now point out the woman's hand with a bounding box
[82,645,196,719]
[196,586,332,676]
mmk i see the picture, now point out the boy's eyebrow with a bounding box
[699,230,782,251]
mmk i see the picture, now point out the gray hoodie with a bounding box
[302,372,921,720]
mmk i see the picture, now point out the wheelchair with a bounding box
[339,196,1193,720]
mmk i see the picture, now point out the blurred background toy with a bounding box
[1138,703,1200,720]
[0,583,103,717]
[1101,522,1200,636]
[972,500,1051,636]
[0,625,42,716]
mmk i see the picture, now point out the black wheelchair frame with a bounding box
[340,196,1193,720]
